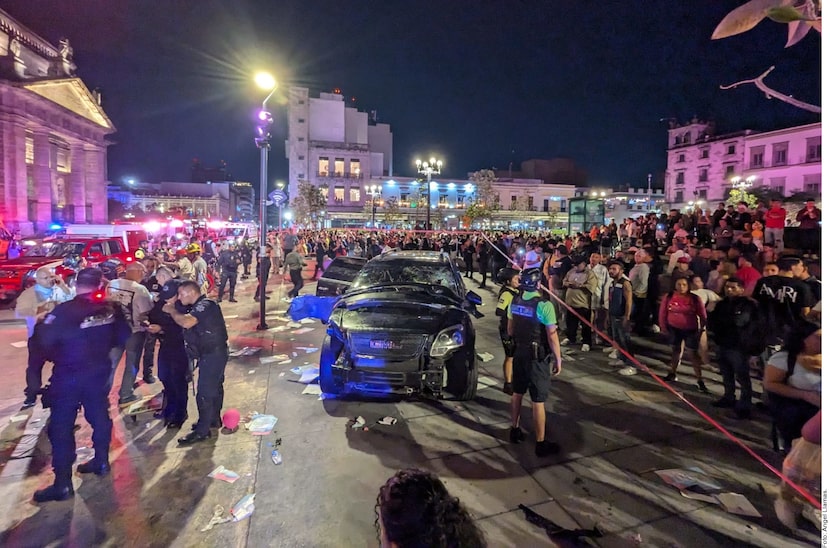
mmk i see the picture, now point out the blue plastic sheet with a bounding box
[287,295,338,322]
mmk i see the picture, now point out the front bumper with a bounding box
[330,356,448,396]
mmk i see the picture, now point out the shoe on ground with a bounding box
[664,372,677,382]
[20,398,36,411]
[535,440,560,457]
[711,398,736,408]
[608,350,619,360]
[559,338,570,346]
[602,346,616,354]
[618,366,637,376]
[503,382,513,396]
[697,380,709,393]
[167,421,185,430]
[178,431,212,445]
[650,325,661,334]
[77,461,111,476]
[509,427,526,444]
[118,394,139,406]
[33,484,74,503]
[609,359,625,367]
[229,298,238,303]
[580,344,590,352]
[143,375,157,385]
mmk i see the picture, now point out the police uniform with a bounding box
[496,284,518,358]
[182,295,228,439]
[35,283,130,501]
[148,280,189,426]
[508,290,557,402]
[216,248,241,302]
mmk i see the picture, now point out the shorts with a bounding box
[499,328,515,358]
[668,327,700,351]
[512,349,550,403]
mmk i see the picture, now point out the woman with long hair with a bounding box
[659,277,709,392]
[376,469,485,548]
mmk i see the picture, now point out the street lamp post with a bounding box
[416,157,442,231]
[276,181,285,229]
[254,71,277,331]
[365,184,380,228]
[731,175,756,203]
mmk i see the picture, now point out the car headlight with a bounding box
[430,324,465,358]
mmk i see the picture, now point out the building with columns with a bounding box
[0,8,115,235]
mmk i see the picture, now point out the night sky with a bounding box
[3,1,821,193]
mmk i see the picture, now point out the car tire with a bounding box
[445,350,478,401]
[319,335,342,395]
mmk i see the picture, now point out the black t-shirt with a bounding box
[752,275,815,334]
[186,296,228,354]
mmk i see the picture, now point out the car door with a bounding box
[315,256,367,297]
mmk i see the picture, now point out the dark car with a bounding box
[319,250,482,400]
[316,256,367,297]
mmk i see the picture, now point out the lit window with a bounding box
[349,187,360,203]
[349,160,361,178]
[25,136,33,165]
[318,157,329,177]
[334,158,344,177]
[334,186,344,203]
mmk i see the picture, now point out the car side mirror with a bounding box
[465,290,482,306]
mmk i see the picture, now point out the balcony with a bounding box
[309,140,370,152]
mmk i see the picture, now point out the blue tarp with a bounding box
[287,295,339,323]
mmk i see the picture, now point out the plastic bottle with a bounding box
[271,449,283,465]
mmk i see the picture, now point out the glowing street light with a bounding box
[254,71,277,331]
[365,184,381,228]
[415,157,442,230]
[731,175,756,203]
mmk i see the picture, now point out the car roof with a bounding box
[370,250,449,264]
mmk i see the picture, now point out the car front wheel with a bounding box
[319,335,343,395]
[445,349,478,401]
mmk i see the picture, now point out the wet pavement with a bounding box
[0,268,821,547]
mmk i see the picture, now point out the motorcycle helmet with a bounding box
[519,267,542,291]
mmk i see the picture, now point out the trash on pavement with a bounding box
[75,446,94,463]
[279,372,286,377]
[10,415,28,423]
[377,416,398,426]
[299,318,316,324]
[271,449,283,465]
[248,369,255,374]
[291,352,298,358]
[476,351,494,362]
[10,341,28,348]
[287,322,302,329]
[208,465,240,483]
[268,325,289,332]
[291,365,315,375]
[224,315,239,319]
[715,493,761,517]
[298,368,320,384]
[292,327,315,335]
[655,468,722,493]
[260,354,289,364]
[201,505,232,531]
[246,414,278,435]
[278,359,292,365]
[231,494,256,522]
[518,503,603,542]
[302,384,323,396]
[350,416,366,429]
[229,347,261,357]
[680,490,718,504]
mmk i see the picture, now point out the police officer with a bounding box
[496,267,520,395]
[507,267,563,458]
[33,268,130,502]
[163,280,228,444]
[216,242,241,303]
[147,279,190,428]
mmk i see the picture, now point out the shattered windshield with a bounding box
[24,242,86,258]
[351,260,460,296]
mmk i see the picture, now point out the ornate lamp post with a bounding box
[365,184,380,228]
[254,71,277,331]
[731,175,756,203]
[416,157,442,230]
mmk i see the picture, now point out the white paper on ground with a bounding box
[9,415,27,423]
[292,328,314,335]
[224,315,239,319]
[680,490,718,504]
[298,368,320,384]
[248,370,255,374]
[268,325,289,332]
[287,322,302,328]
[10,341,28,348]
[299,318,316,324]
[302,384,322,395]
[208,465,240,483]
[476,352,495,362]
[715,493,762,517]
[278,359,292,365]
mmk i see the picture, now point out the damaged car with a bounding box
[319,251,482,400]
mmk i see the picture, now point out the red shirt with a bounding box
[735,265,761,295]
[765,206,786,229]
[660,292,706,332]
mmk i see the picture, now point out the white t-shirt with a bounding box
[107,278,153,332]
[691,288,721,311]
[767,351,821,393]
[524,250,542,269]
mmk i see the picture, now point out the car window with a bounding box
[352,259,460,294]
[322,258,364,282]
[88,243,104,256]
[109,239,123,254]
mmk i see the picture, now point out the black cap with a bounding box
[159,279,182,301]
[75,267,104,288]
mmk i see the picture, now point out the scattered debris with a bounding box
[350,416,366,429]
[302,384,323,396]
[10,341,28,348]
[201,505,232,531]
[716,493,761,517]
[298,368,320,384]
[279,372,285,377]
[260,354,289,364]
[287,322,302,329]
[231,494,256,522]
[278,359,292,365]
[477,351,494,362]
[291,352,298,358]
[246,414,278,435]
[518,504,603,543]
[224,315,239,319]
[229,347,261,357]
[9,415,27,423]
[377,416,398,426]
[248,370,255,374]
[292,327,315,335]
[268,325,289,333]
[271,449,283,465]
[655,468,722,493]
[208,465,240,483]
[299,318,316,324]
[680,490,718,504]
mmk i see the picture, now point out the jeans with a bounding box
[566,307,591,346]
[289,269,304,298]
[194,349,227,436]
[608,317,632,364]
[117,331,147,401]
[157,347,190,423]
[764,227,784,254]
[718,347,752,409]
[48,368,112,485]
[633,296,650,334]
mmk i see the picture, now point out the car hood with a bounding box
[0,257,63,270]
[332,288,464,334]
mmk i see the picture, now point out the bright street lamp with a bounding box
[416,157,442,230]
[254,71,277,331]
[365,184,381,228]
[731,175,756,203]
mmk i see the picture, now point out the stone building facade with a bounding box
[0,8,115,235]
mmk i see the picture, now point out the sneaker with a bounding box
[608,350,619,360]
[609,359,625,367]
[143,374,157,385]
[650,325,661,334]
[602,347,616,354]
[664,372,677,382]
[580,344,590,352]
[697,380,709,393]
[559,338,570,346]
[711,398,736,408]
[20,398,36,410]
[535,440,560,457]
[229,298,238,303]
[618,366,637,376]
[509,427,525,444]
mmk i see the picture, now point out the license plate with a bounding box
[370,339,403,350]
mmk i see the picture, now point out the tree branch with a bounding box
[720,66,821,113]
